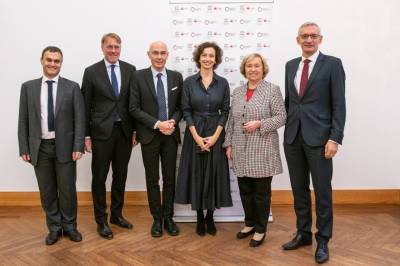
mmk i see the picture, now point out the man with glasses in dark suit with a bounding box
[282,22,346,264]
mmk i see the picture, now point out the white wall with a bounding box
[1,0,399,191]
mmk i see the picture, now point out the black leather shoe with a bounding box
[315,242,329,264]
[97,223,113,240]
[282,234,312,250]
[63,229,82,242]
[196,219,206,236]
[151,220,163,237]
[249,233,266,247]
[206,219,217,235]
[45,230,62,245]
[110,216,133,229]
[164,218,179,236]
[236,228,256,239]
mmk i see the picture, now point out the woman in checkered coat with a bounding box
[223,53,286,247]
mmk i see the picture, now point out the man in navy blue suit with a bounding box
[282,22,346,264]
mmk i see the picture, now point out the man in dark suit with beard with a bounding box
[18,46,85,245]
[130,41,182,237]
[81,33,137,240]
[282,22,346,264]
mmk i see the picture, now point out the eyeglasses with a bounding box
[299,34,321,40]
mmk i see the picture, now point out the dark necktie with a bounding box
[110,64,119,97]
[299,59,311,97]
[46,80,55,132]
[156,73,168,121]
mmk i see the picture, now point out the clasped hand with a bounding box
[159,120,176,135]
[196,135,217,152]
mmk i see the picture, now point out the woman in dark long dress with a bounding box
[175,42,232,236]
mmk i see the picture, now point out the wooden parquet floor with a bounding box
[0,205,399,266]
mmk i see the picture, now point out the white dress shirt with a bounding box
[294,50,320,94]
[40,75,59,139]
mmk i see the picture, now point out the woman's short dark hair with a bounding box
[192,42,223,70]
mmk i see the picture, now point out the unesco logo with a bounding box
[208,31,222,37]
[175,57,190,63]
[224,18,237,24]
[257,18,270,24]
[240,5,255,12]
[173,6,188,13]
[224,44,237,49]
[174,32,189,38]
[256,43,271,50]
[223,68,238,75]
[207,5,222,12]
[240,31,254,38]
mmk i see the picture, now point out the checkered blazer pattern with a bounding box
[223,80,287,178]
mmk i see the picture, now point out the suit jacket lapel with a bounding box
[99,61,116,99]
[144,68,157,102]
[119,61,128,98]
[166,70,174,117]
[166,69,173,97]
[55,77,64,117]
[304,53,325,94]
[290,58,301,99]
[33,79,42,119]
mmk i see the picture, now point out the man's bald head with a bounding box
[148,41,169,72]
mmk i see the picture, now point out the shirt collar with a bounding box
[104,59,120,67]
[194,71,219,83]
[42,75,59,84]
[151,66,167,78]
[302,50,320,63]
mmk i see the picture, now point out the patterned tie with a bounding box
[299,59,311,98]
[46,80,55,131]
[156,73,168,121]
[110,64,119,97]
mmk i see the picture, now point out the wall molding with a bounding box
[0,190,399,206]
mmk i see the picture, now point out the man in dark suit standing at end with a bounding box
[81,33,137,240]
[282,22,346,264]
[130,41,182,237]
[18,46,85,245]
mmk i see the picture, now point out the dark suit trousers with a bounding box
[284,129,333,243]
[237,176,272,234]
[91,122,132,224]
[34,139,77,232]
[140,132,178,220]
